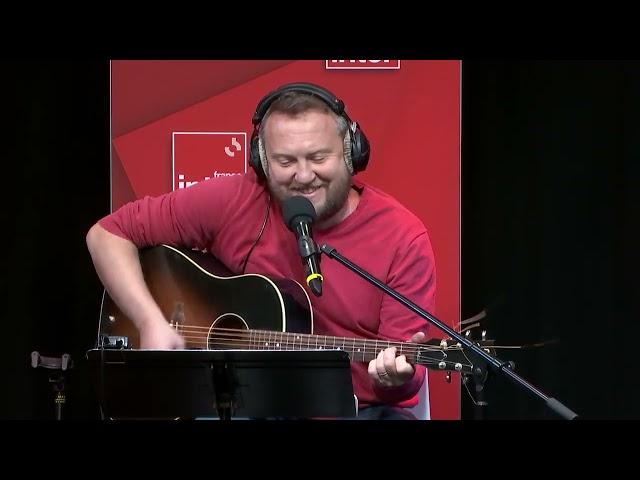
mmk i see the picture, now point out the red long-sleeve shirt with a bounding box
[99,171,436,408]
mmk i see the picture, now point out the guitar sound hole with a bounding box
[208,313,248,350]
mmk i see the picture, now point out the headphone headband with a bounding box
[252,82,347,125]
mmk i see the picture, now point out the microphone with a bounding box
[282,196,323,297]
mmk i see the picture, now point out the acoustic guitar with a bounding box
[97,244,478,375]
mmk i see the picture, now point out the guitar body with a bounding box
[98,245,313,349]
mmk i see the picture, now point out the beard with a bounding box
[268,169,352,223]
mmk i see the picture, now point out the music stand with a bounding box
[86,349,356,420]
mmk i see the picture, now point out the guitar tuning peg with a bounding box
[439,339,448,348]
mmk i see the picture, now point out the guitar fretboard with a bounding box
[247,329,419,364]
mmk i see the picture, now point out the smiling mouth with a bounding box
[294,186,322,195]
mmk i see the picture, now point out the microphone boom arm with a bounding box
[319,243,578,420]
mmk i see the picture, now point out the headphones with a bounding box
[249,82,370,180]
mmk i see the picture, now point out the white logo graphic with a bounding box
[326,60,401,70]
[224,137,242,157]
[172,132,247,191]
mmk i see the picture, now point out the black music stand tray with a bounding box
[86,349,356,420]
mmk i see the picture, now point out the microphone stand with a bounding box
[320,243,578,420]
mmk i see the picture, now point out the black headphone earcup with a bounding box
[249,133,266,180]
[350,128,370,173]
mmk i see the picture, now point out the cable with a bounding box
[241,193,271,274]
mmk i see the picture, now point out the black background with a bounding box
[1,60,638,420]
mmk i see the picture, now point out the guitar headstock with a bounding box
[415,334,502,376]
[416,339,477,375]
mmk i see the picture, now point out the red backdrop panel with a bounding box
[111,60,461,419]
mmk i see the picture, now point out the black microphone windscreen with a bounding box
[282,196,317,230]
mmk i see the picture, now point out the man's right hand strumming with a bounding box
[87,223,186,350]
[139,320,186,350]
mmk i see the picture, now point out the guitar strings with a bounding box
[173,325,454,353]
[172,325,518,350]
[161,326,475,368]
[173,336,473,368]
[180,334,428,354]
[180,335,427,353]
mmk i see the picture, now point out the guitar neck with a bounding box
[204,328,473,373]
[246,329,417,364]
